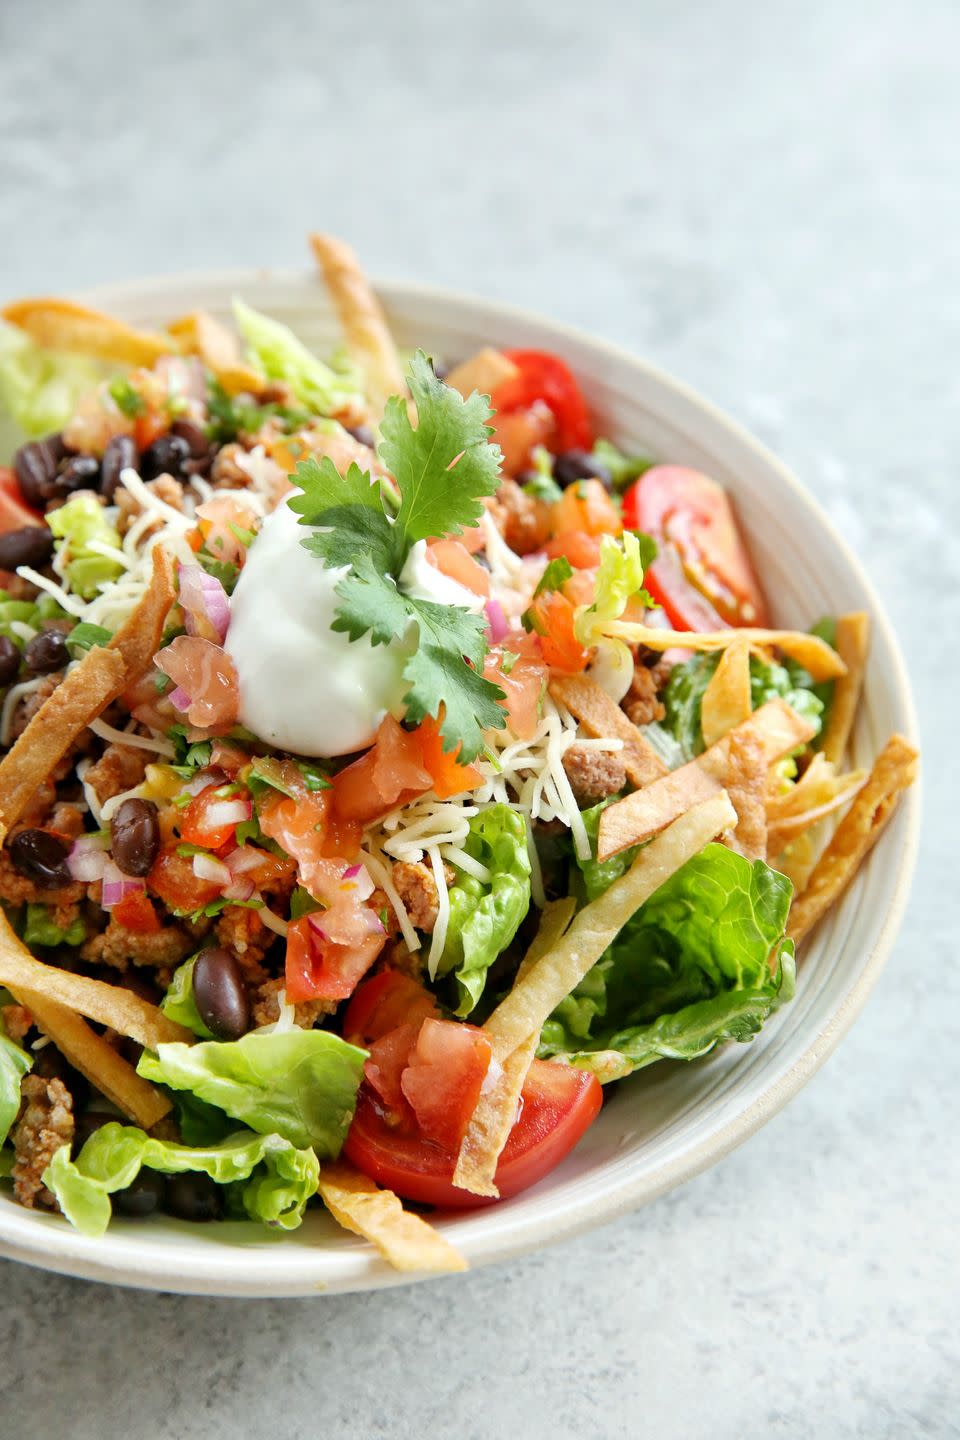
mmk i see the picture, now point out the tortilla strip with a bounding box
[700,637,751,748]
[787,733,918,945]
[2,297,175,367]
[317,1160,467,1274]
[445,348,520,400]
[822,612,870,765]
[0,926,192,1049]
[484,793,737,1066]
[0,548,174,840]
[454,897,576,1197]
[723,730,768,860]
[605,620,846,684]
[309,233,406,421]
[21,993,172,1130]
[168,310,266,396]
[549,674,667,787]
[0,647,125,841]
[598,699,815,861]
[766,753,865,820]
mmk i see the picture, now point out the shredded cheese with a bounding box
[360,847,420,953]
[258,903,289,938]
[87,716,175,757]
[426,845,450,981]
[1,676,50,747]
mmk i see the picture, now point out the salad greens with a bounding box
[137,1030,366,1153]
[0,321,101,437]
[0,1010,32,1149]
[438,803,532,1016]
[47,492,124,599]
[160,956,215,1040]
[662,649,827,763]
[44,1123,320,1236]
[540,842,795,1082]
[233,299,361,417]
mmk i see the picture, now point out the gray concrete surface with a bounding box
[0,1,957,1435]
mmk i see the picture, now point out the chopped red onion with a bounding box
[485,597,509,642]
[178,563,231,644]
[201,797,252,831]
[308,901,385,947]
[222,874,255,903]
[101,858,146,909]
[225,846,264,876]
[338,862,375,902]
[168,685,193,713]
[181,768,227,797]
[67,833,110,883]
[192,853,232,887]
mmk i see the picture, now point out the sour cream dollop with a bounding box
[225,502,484,757]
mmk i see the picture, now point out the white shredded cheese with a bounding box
[76,756,104,826]
[258,903,289,938]
[14,567,87,617]
[426,844,450,982]
[440,845,491,884]
[360,847,420,953]
[87,716,176,757]
[0,676,49,747]
[524,815,545,909]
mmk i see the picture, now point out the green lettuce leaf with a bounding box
[750,655,824,739]
[160,956,214,1039]
[575,531,652,646]
[23,902,87,949]
[233,299,360,416]
[591,438,654,490]
[0,1014,32,1148]
[43,1123,319,1237]
[0,322,102,439]
[662,649,825,763]
[576,800,640,902]
[46,492,124,599]
[438,803,531,1016]
[539,842,795,1081]
[137,1030,366,1153]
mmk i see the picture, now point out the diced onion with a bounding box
[101,858,146,909]
[201,798,252,830]
[67,833,110,883]
[192,852,232,886]
[178,563,231,644]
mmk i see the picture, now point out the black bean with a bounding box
[109,798,160,878]
[192,946,250,1041]
[57,455,101,494]
[24,629,68,674]
[9,828,72,888]
[113,1169,166,1217]
[163,1172,223,1222]
[553,448,613,491]
[345,423,375,450]
[13,441,58,509]
[100,434,139,500]
[0,524,55,572]
[0,636,20,687]
[170,418,210,458]
[72,1109,115,1154]
[141,434,190,481]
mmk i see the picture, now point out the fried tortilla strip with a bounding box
[317,1160,467,1274]
[0,924,192,1049]
[445,347,520,400]
[549,673,667,787]
[484,793,737,1066]
[598,699,815,861]
[168,310,266,396]
[2,297,175,367]
[0,549,174,839]
[309,233,406,420]
[700,637,751,748]
[454,898,576,1198]
[723,730,768,860]
[766,762,868,855]
[787,733,918,945]
[605,620,847,684]
[0,647,125,840]
[821,611,870,765]
[21,994,172,1130]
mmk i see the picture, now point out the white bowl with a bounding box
[0,271,920,1295]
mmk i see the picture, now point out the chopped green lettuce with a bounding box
[0,322,102,438]
[137,1029,366,1153]
[750,656,824,739]
[438,803,532,1016]
[575,531,652,647]
[23,902,87,949]
[232,299,361,416]
[161,957,214,1039]
[662,649,826,763]
[44,1122,320,1236]
[0,592,66,652]
[539,842,795,1082]
[0,1014,32,1148]
[46,493,124,599]
[591,438,654,490]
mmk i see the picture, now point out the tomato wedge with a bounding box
[345,1056,603,1208]
[332,715,432,825]
[622,466,769,629]
[284,915,386,1003]
[0,466,44,530]
[343,970,441,1047]
[492,350,594,453]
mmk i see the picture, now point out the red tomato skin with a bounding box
[343,970,441,1047]
[364,1023,420,1116]
[178,784,239,851]
[545,531,603,569]
[147,848,222,914]
[494,350,594,453]
[0,466,45,530]
[399,1019,493,1152]
[110,890,162,934]
[284,916,385,1003]
[332,716,432,826]
[344,1059,603,1208]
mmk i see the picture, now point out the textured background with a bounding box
[1,1,957,1436]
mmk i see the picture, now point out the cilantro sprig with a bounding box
[288,352,507,761]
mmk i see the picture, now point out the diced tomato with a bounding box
[147,847,222,914]
[343,970,441,1047]
[493,350,594,453]
[489,402,557,477]
[414,713,482,799]
[0,466,44,530]
[345,1057,603,1208]
[622,466,769,629]
[332,715,432,826]
[209,739,249,776]
[157,635,239,730]
[110,890,162,934]
[195,495,258,568]
[526,590,589,674]
[552,478,621,539]
[399,1019,492,1152]
[484,643,545,739]
[364,1023,420,1116]
[178,783,242,851]
[427,539,490,598]
[133,410,168,451]
[284,915,385,1003]
[259,787,361,887]
[545,530,603,569]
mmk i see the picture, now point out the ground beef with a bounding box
[83,743,150,805]
[376,938,427,982]
[249,976,335,1029]
[0,849,85,909]
[392,861,442,934]
[562,744,628,805]
[210,443,253,488]
[12,1074,74,1210]
[82,916,194,972]
[622,662,667,728]
[720,730,768,861]
[50,802,86,839]
[1,1003,33,1043]
[115,475,185,535]
[9,673,62,741]
[485,478,551,554]
[214,906,274,981]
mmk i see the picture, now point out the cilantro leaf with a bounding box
[379,351,502,546]
[402,643,506,761]
[330,558,413,647]
[534,556,574,598]
[288,461,404,576]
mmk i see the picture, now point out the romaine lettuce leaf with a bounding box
[0,322,102,438]
[574,531,652,647]
[539,842,795,1081]
[591,438,654,490]
[43,1122,319,1236]
[137,1029,366,1153]
[46,493,124,599]
[233,299,361,416]
[161,956,214,1039]
[0,1014,32,1148]
[662,649,825,762]
[438,803,531,1016]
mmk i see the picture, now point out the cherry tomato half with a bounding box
[493,350,594,453]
